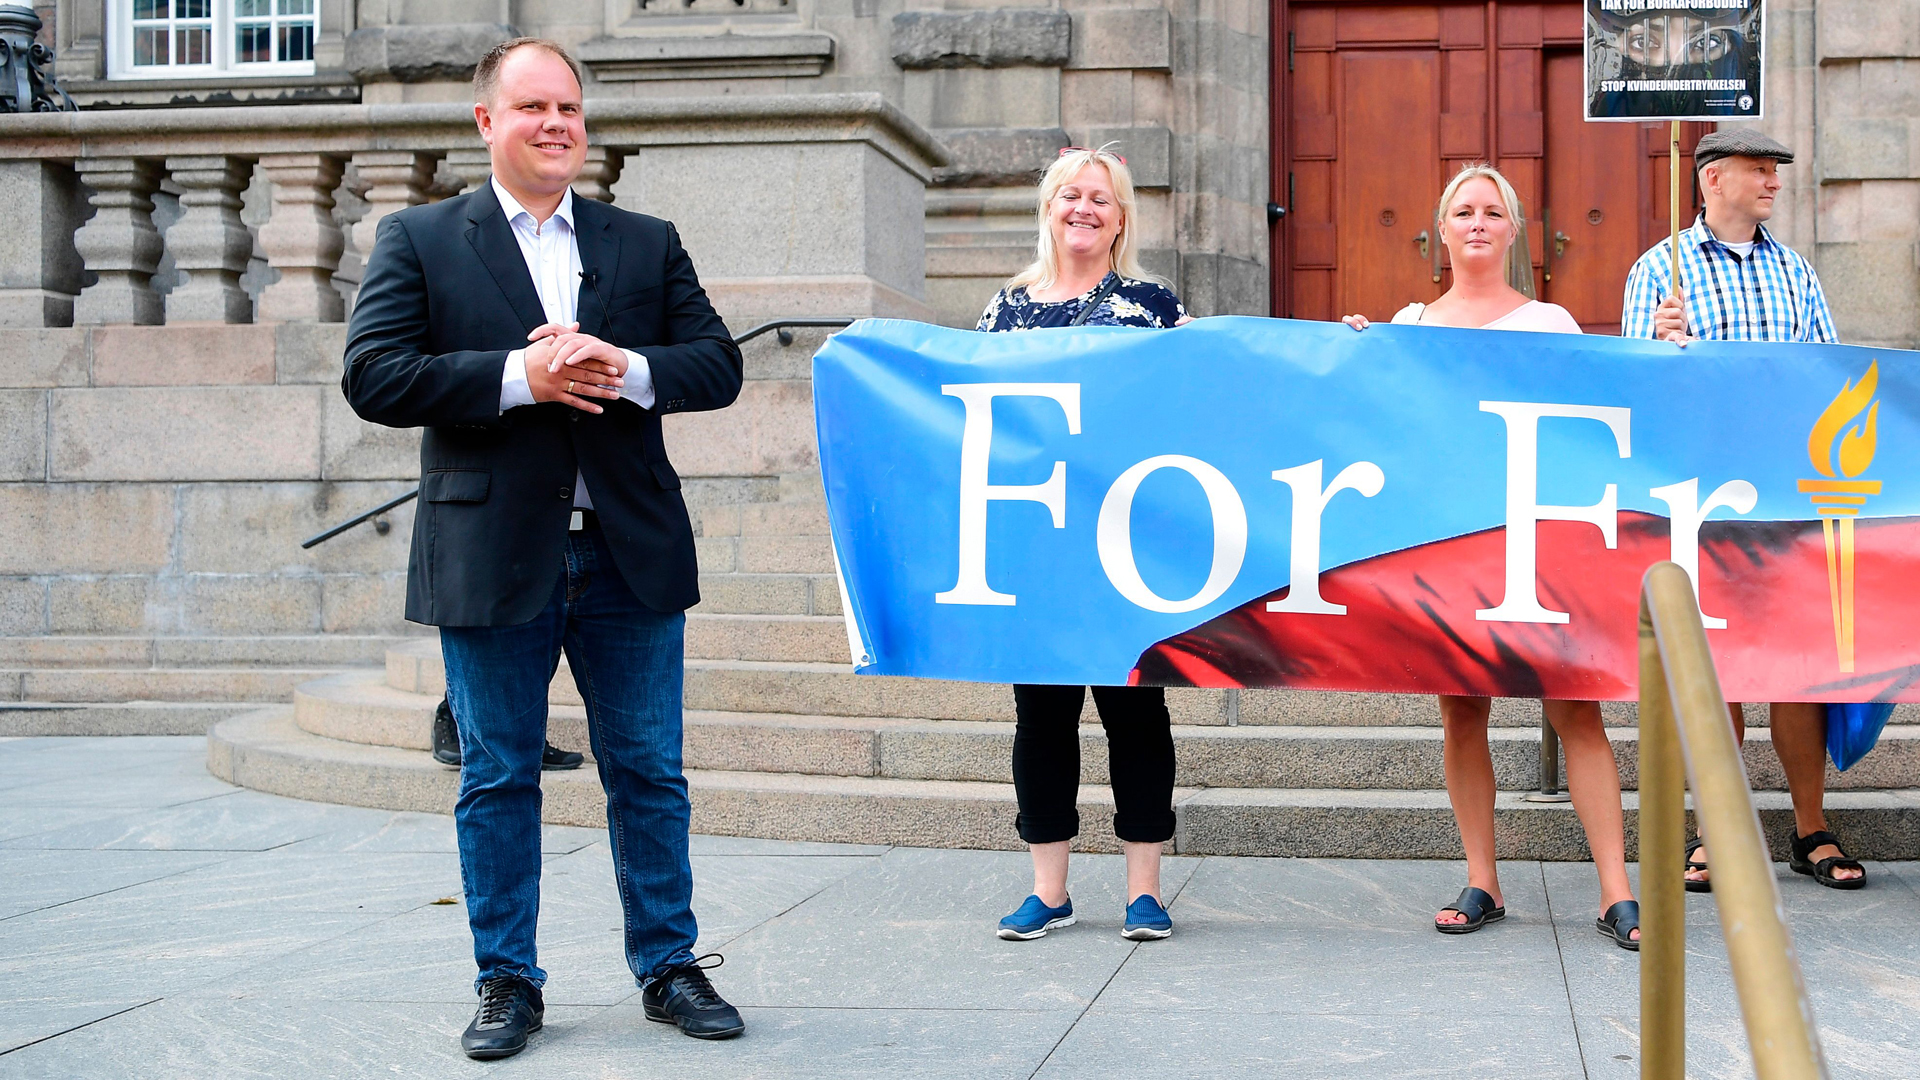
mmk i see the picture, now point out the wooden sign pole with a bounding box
[1669,120,1683,297]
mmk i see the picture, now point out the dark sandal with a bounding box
[1789,830,1867,890]
[1684,836,1712,893]
[1596,900,1641,951]
[1435,886,1505,935]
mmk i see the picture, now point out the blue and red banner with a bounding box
[812,318,1920,703]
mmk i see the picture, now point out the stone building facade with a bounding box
[1,2,1917,854]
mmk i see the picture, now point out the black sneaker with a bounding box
[641,954,745,1040]
[432,698,461,767]
[541,743,584,771]
[433,699,581,771]
[461,974,543,1060]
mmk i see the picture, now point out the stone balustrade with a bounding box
[0,94,944,642]
[0,94,947,330]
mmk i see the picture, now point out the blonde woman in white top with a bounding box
[1344,163,1639,950]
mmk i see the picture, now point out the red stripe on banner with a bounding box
[1132,512,1920,702]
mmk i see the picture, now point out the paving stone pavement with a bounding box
[3,736,1919,1079]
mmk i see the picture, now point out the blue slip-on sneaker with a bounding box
[997,894,1075,940]
[1122,894,1173,941]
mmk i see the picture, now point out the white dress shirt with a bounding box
[492,179,654,509]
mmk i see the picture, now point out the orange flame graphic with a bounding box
[1807,360,1880,478]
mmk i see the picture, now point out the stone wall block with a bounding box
[0,391,47,481]
[257,154,348,323]
[181,574,322,634]
[891,10,1071,70]
[348,152,437,268]
[1818,240,1920,346]
[0,484,173,574]
[1816,0,1920,58]
[1068,9,1172,72]
[162,156,259,324]
[71,158,165,326]
[51,387,323,481]
[177,481,416,574]
[1081,125,1171,188]
[321,571,412,633]
[90,325,276,386]
[0,578,45,634]
[48,575,155,633]
[932,127,1069,187]
[661,380,817,477]
[0,328,86,388]
[275,322,350,385]
[346,23,513,83]
[1819,119,1916,181]
[322,393,421,480]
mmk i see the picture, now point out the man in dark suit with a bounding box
[343,38,746,1059]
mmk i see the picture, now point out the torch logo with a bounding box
[1799,361,1881,672]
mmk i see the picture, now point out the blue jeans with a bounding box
[440,523,697,992]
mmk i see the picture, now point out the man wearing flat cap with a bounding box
[1621,129,1865,895]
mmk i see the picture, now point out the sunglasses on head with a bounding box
[1059,146,1126,164]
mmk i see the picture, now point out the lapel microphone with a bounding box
[579,269,613,333]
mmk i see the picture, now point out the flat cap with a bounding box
[1695,129,1794,170]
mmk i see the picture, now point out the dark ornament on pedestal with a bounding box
[0,5,76,114]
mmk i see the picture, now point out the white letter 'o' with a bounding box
[1096,455,1248,613]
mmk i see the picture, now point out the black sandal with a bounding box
[1435,886,1505,934]
[1596,900,1640,951]
[1684,836,1712,893]
[1789,830,1867,890]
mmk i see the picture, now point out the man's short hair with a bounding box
[474,38,584,106]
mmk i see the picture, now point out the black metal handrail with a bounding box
[301,317,857,548]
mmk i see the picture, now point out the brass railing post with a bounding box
[1638,583,1686,1079]
[1639,562,1829,1080]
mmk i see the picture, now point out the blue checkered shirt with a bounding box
[1621,216,1838,343]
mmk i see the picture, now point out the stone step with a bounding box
[0,667,354,704]
[206,708,1920,859]
[684,614,850,664]
[0,701,264,736]
[293,668,1920,791]
[0,635,416,668]
[378,641,1920,731]
[692,572,840,616]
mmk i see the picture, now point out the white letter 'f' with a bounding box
[934,383,1081,606]
[1477,401,1631,625]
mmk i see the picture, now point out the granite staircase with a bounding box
[0,634,413,736]
[205,483,1920,860]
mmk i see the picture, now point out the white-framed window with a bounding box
[110,0,318,79]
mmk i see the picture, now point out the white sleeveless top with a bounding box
[1391,300,1583,333]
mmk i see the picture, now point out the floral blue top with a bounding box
[976,272,1187,332]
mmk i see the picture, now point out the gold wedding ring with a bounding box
[566,379,575,393]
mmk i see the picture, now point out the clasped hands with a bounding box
[524,322,627,414]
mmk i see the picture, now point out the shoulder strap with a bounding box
[1069,275,1122,326]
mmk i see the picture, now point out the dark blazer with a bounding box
[343,182,742,627]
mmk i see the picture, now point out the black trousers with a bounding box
[1011,684,1176,845]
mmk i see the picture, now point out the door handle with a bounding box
[1422,210,1442,283]
[1542,209,1572,282]
[1414,230,1429,260]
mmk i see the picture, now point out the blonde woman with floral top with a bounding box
[978,145,1189,944]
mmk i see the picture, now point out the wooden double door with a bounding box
[1273,1,1709,332]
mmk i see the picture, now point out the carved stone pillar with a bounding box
[256,154,347,322]
[572,147,626,203]
[162,155,258,323]
[441,148,493,196]
[349,151,435,262]
[72,158,166,325]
